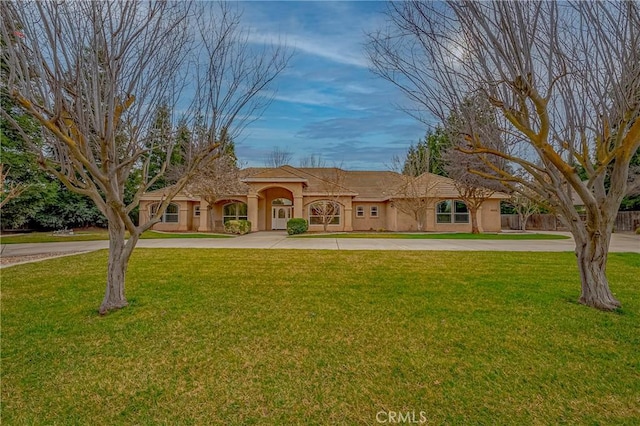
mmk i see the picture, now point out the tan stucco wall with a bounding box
[478,199,502,232]
[139,199,194,232]
[381,199,503,233]
[138,192,504,234]
[352,202,386,231]
[394,208,426,232]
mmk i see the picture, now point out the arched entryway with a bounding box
[257,187,295,230]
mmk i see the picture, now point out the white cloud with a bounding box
[247,31,370,68]
[271,92,338,107]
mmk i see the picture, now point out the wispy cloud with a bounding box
[247,31,369,68]
[231,1,428,170]
[297,115,423,141]
[270,89,344,107]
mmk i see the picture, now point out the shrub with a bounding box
[287,218,308,235]
[636,227,640,235]
[224,220,251,235]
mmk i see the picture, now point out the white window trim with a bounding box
[308,201,341,226]
[356,206,365,217]
[150,203,179,223]
[436,200,469,224]
[370,206,379,217]
[194,205,201,217]
[223,202,248,223]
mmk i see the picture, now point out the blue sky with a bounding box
[234,1,430,170]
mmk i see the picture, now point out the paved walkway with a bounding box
[2,231,638,262]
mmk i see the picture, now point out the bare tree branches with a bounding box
[368,0,640,310]
[1,0,289,313]
[265,146,293,168]
[299,154,326,168]
[0,165,28,208]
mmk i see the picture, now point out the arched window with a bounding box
[150,203,179,223]
[223,202,248,223]
[272,198,292,206]
[436,200,469,223]
[308,200,341,225]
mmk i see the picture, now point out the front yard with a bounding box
[2,250,638,424]
[0,229,231,244]
[294,232,570,240]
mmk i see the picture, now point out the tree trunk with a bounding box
[574,229,621,311]
[99,214,130,315]
[414,212,423,231]
[470,208,480,234]
[208,205,216,232]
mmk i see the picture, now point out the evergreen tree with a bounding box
[1,37,58,228]
[402,126,450,177]
[145,103,175,191]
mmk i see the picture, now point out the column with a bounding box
[198,200,210,232]
[247,194,259,232]
[293,195,303,219]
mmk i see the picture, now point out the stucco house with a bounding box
[139,165,508,233]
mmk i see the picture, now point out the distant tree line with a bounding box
[1,99,239,231]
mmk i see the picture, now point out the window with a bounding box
[453,201,469,223]
[164,204,179,222]
[150,203,179,223]
[356,206,364,217]
[436,200,451,223]
[370,206,379,217]
[309,201,341,225]
[436,200,469,223]
[272,198,292,206]
[223,202,248,223]
[194,206,201,217]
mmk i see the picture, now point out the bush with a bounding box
[224,220,251,235]
[287,218,308,235]
[636,227,640,235]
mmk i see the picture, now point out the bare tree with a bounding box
[509,189,543,232]
[391,175,439,232]
[0,165,28,209]
[444,147,501,234]
[452,182,495,234]
[1,1,288,314]
[443,95,506,233]
[265,146,293,168]
[390,152,438,231]
[186,154,247,231]
[368,1,640,310]
[299,154,326,168]
[309,168,347,232]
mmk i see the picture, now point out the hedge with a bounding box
[287,218,308,235]
[224,220,251,235]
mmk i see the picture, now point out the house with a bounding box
[138,165,509,233]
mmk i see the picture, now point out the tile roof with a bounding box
[141,166,509,200]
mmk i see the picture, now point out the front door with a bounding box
[272,206,291,230]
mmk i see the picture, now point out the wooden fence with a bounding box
[501,211,640,232]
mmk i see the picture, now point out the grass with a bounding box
[295,232,570,240]
[2,250,639,425]
[0,229,231,244]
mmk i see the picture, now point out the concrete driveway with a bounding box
[2,231,638,260]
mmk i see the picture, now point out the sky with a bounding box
[233,1,430,170]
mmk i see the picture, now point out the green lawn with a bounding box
[295,232,570,240]
[0,229,231,244]
[2,250,639,424]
